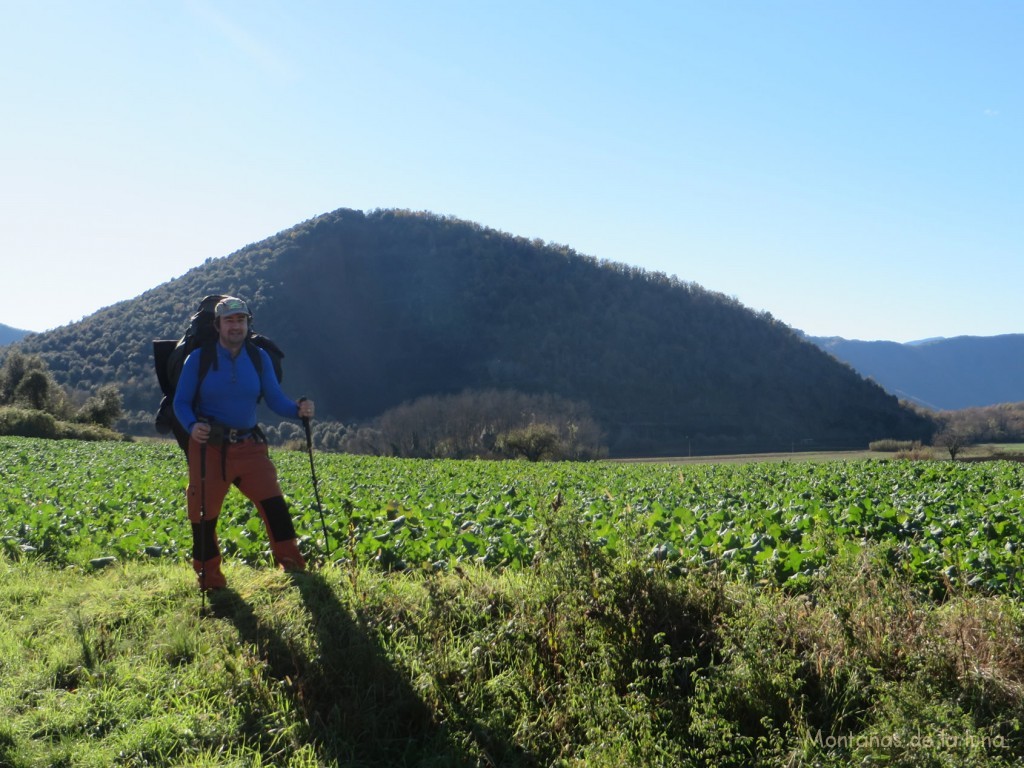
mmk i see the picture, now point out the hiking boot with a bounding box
[192,556,227,590]
[271,539,306,572]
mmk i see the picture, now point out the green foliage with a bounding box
[3,438,1024,601]
[55,421,125,442]
[0,351,69,417]
[0,406,124,442]
[0,351,123,437]
[8,208,934,456]
[0,406,58,438]
[3,439,1024,763]
[74,383,122,428]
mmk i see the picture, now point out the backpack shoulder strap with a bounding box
[250,334,284,383]
[192,342,218,413]
[245,339,266,403]
[244,338,265,376]
[197,342,218,380]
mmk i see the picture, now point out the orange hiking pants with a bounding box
[187,437,305,589]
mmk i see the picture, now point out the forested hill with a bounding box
[9,208,931,456]
[0,323,31,347]
[811,334,1024,411]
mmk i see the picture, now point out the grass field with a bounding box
[2,436,1024,766]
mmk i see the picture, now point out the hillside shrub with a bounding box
[73,382,123,428]
[0,350,125,437]
[869,439,922,453]
[0,406,124,442]
[57,421,127,442]
[495,422,562,461]
[0,406,58,438]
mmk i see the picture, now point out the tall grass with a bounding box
[2,512,1023,767]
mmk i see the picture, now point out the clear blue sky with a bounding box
[3,1,1020,341]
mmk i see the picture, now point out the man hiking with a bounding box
[173,296,315,590]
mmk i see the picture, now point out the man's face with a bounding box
[218,313,248,348]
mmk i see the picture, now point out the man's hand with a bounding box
[298,399,315,420]
[191,422,211,443]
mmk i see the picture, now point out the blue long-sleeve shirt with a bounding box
[173,342,298,433]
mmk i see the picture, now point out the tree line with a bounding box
[928,402,1024,458]
[330,389,606,460]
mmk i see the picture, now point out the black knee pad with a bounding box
[260,496,297,542]
[191,520,220,561]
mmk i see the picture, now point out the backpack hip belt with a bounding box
[202,423,268,482]
[205,423,267,446]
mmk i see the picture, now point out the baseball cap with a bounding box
[215,296,250,318]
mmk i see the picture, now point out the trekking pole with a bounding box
[299,399,331,558]
[199,438,208,616]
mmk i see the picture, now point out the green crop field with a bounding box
[3,437,1023,598]
[3,436,1024,767]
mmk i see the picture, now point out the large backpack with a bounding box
[153,294,284,452]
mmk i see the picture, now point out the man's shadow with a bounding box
[209,570,477,766]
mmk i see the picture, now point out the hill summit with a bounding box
[11,208,931,456]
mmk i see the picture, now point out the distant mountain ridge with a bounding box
[809,334,1024,411]
[7,207,932,456]
[0,323,31,347]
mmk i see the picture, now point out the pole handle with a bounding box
[298,397,330,557]
[298,397,312,447]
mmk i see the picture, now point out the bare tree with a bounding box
[933,425,975,460]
